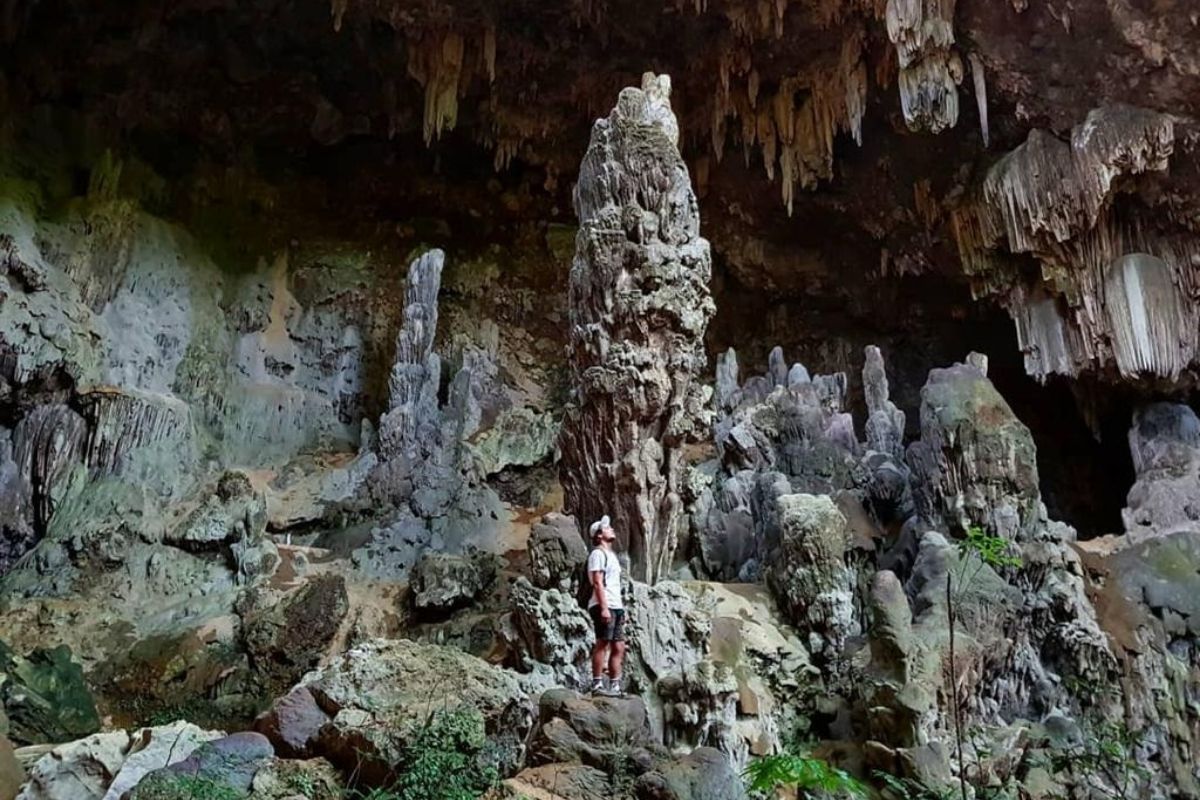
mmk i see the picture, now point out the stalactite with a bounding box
[331,0,348,32]
[483,26,496,84]
[953,105,1174,276]
[709,32,868,214]
[968,52,989,147]
[406,31,466,145]
[885,0,960,133]
[951,106,1196,381]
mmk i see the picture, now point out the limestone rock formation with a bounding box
[698,345,908,581]
[353,249,507,578]
[15,730,132,800]
[248,757,344,800]
[503,578,595,688]
[100,722,224,800]
[13,722,227,800]
[558,73,715,583]
[527,513,588,592]
[262,639,534,786]
[0,643,98,746]
[1122,402,1200,538]
[129,732,274,798]
[409,550,496,614]
[766,494,856,662]
[632,747,747,800]
[906,361,1040,539]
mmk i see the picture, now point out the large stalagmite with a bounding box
[558,73,715,583]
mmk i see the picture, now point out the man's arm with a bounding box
[591,571,610,620]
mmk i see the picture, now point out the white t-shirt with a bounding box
[586,547,623,610]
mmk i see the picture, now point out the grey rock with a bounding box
[275,639,533,785]
[527,513,587,592]
[253,687,329,760]
[633,747,747,800]
[1123,403,1200,537]
[558,73,715,583]
[247,757,343,800]
[906,362,1040,539]
[16,731,131,800]
[767,494,856,661]
[504,578,594,687]
[101,722,222,800]
[410,550,496,614]
[528,689,656,771]
[0,642,99,746]
[133,732,273,797]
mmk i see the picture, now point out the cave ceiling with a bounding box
[3,0,1200,384]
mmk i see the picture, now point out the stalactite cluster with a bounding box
[885,0,960,133]
[950,105,1200,381]
[710,32,868,214]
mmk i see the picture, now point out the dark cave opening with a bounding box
[706,261,1137,541]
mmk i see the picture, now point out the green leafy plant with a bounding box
[129,774,242,800]
[355,706,498,800]
[744,752,867,798]
[1040,722,1152,800]
[955,527,1021,583]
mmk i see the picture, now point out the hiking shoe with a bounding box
[597,680,624,697]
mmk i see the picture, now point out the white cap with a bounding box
[589,515,611,538]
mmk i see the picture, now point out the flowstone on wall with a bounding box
[558,72,716,584]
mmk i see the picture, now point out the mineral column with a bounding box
[377,249,445,486]
[558,73,715,583]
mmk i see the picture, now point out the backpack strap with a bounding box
[589,548,609,587]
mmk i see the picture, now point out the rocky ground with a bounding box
[2,2,1200,799]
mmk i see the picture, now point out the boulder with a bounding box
[16,730,130,800]
[527,513,587,591]
[102,722,223,800]
[528,689,656,771]
[0,642,99,746]
[248,757,343,800]
[243,574,349,691]
[410,550,496,614]
[253,687,329,760]
[268,639,533,786]
[633,747,747,800]
[162,472,277,584]
[130,732,273,799]
[0,736,21,800]
[488,763,612,800]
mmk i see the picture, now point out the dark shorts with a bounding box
[589,607,626,642]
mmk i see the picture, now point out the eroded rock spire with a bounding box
[558,73,715,583]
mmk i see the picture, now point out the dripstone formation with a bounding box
[558,73,715,583]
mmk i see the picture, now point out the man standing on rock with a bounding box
[587,515,625,696]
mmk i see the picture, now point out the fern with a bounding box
[744,752,867,798]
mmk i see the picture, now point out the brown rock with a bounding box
[253,687,330,759]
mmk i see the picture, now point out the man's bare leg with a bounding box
[590,641,609,691]
[607,641,626,694]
